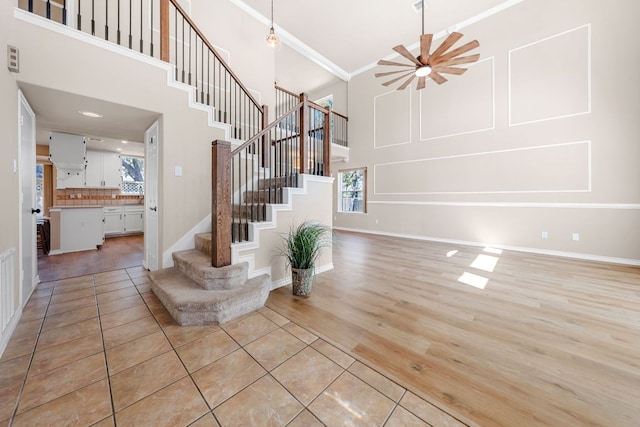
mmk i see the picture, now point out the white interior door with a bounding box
[19,91,37,306]
[144,121,159,271]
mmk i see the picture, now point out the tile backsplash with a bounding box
[56,188,143,205]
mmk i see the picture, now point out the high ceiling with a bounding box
[22,0,522,156]
[237,0,519,77]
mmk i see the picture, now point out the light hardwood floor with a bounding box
[267,230,640,427]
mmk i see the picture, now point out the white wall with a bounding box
[338,0,640,263]
[0,1,21,352]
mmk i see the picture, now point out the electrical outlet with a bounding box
[541,231,548,239]
[572,233,580,241]
[375,219,379,224]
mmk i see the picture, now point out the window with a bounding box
[35,164,44,216]
[339,168,366,213]
[121,156,144,194]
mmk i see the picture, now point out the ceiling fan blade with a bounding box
[397,74,416,90]
[420,34,433,65]
[438,54,480,67]
[432,66,467,75]
[416,76,426,90]
[377,59,414,67]
[428,32,464,61]
[375,69,415,78]
[382,70,415,86]
[431,39,480,65]
[392,44,422,66]
[429,71,448,85]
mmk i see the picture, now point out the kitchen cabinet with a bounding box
[86,150,121,188]
[103,206,143,236]
[103,206,124,235]
[124,206,144,233]
[56,169,84,189]
[57,206,104,253]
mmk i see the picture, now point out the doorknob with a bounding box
[31,208,41,214]
[150,207,157,212]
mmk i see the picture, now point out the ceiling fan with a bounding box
[376,1,480,90]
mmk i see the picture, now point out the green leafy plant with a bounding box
[279,221,332,271]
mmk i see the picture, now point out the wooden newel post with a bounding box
[211,140,232,268]
[160,0,170,62]
[323,111,331,177]
[299,94,308,175]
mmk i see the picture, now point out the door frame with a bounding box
[18,89,37,307]
[143,120,159,271]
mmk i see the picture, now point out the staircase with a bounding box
[17,1,338,325]
[149,233,270,325]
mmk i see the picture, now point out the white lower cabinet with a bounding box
[124,206,144,233]
[103,206,144,236]
[103,206,124,235]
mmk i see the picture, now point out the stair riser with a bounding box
[232,206,266,221]
[173,251,248,290]
[243,191,283,204]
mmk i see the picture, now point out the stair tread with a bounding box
[149,268,270,325]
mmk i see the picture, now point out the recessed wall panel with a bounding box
[420,57,495,140]
[374,89,411,148]
[509,25,590,125]
[374,141,590,194]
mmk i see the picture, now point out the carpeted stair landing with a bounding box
[149,233,270,325]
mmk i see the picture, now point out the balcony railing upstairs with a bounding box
[210,95,332,267]
[21,0,264,141]
[275,85,348,148]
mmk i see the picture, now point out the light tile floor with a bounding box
[0,267,465,426]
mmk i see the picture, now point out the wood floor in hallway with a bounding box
[37,235,144,282]
[267,230,640,427]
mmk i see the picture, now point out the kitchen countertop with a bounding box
[51,205,104,209]
[51,204,144,209]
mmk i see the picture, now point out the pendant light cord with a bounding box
[421,0,425,35]
[271,0,274,29]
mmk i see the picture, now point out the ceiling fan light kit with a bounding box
[376,0,480,90]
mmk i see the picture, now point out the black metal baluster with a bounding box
[206,50,210,105]
[174,7,178,80]
[200,39,204,102]
[194,37,198,100]
[149,0,153,56]
[46,0,51,19]
[117,0,120,44]
[188,26,192,85]
[128,0,132,48]
[91,0,95,35]
[105,0,108,40]
[28,0,33,12]
[62,0,67,25]
[77,0,81,30]
[139,0,143,53]
[231,167,236,242]
[181,16,185,82]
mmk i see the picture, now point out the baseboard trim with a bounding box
[0,306,23,358]
[270,261,334,290]
[333,227,640,266]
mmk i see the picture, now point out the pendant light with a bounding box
[266,0,280,48]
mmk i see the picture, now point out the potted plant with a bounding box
[278,220,332,296]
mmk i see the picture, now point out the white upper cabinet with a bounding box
[86,151,121,188]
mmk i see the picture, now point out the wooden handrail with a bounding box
[308,100,330,115]
[168,0,263,112]
[274,84,299,98]
[332,110,348,120]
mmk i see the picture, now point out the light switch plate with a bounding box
[174,166,183,177]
